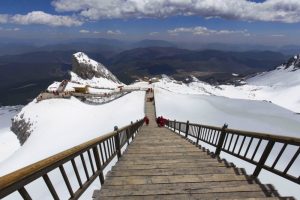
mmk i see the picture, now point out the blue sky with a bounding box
[0,0,300,45]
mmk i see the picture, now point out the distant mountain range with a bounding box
[0,40,291,105]
[0,38,299,56]
[109,47,285,83]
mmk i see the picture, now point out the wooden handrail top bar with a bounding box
[173,121,300,144]
[0,120,142,191]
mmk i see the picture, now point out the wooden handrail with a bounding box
[0,132,114,189]
[167,119,300,185]
[0,119,144,199]
[183,121,300,144]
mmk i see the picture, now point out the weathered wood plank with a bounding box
[104,174,249,186]
[119,155,212,161]
[99,184,274,197]
[96,192,274,200]
[101,180,255,191]
[108,167,244,177]
[115,158,221,165]
[113,162,227,170]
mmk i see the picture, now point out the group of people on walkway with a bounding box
[143,115,168,127]
[156,116,167,127]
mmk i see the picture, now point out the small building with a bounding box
[118,85,124,91]
[73,85,89,93]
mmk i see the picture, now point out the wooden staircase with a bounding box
[93,93,293,200]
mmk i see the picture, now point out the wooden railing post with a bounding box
[196,126,201,145]
[179,122,181,134]
[114,126,121,159]
[252,140,275,178]
[131,121,135,140]
[185,121,189,138]
[215,124,228,156]
[92,146,104,184]
[173,120,176,132]
[126,128,130,145]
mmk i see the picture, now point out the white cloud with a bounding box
[79,29,90,33]
[149,32,159,36]
[51,0,300,23]
[0,27,20,31]
[168,26,249,36]
[271,34,285,37]
[107,30,123,35]
[0,14,9,23]
[0,11,82,27]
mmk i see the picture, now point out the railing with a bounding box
[166,120,300,185]
[0,119,144,200]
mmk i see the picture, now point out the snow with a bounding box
[70,72,121,89]
[155,87,300,138]
[1,91,145,200]
[154,87,300,199]
[74,52,100,72]
[0,106,22,162]
[154,69,300,113]
[73,52,121,85]
[0,91,145,175]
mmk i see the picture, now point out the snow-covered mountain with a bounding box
[11,52,126,147]
[247,54,300,86]
[71,52,122,88]
[153,55,300,113]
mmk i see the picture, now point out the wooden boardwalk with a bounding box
[94,93,287,200]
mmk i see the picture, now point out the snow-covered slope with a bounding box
[0,106,22,162]
[0,92,145,176]
[71,52,122,88]
[154,54,300,113]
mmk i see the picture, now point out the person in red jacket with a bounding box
[144,116,149,125]
[156,116,161,127]
[160,116,165,127]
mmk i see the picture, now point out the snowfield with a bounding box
[0,106,22,162]
[70,71,122,89]
[1,91,145,200]
[155,68,300,113]
[155,88,300,136]
[0,91,145,176]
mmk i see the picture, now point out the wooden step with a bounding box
[98,184,276,197]
[96,192,277,200]
[108,167,246,176]
[103,174,249,186]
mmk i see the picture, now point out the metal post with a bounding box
[252,140,275,178]
[215,124,228,156]
[185,121,189,138]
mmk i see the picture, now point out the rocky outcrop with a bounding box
[72,52,121,83]
[284,54,300,70]
[11,113,33,145]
